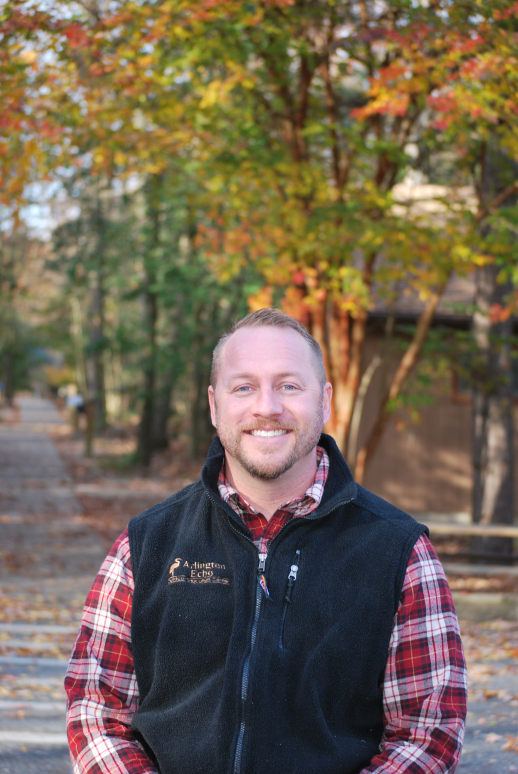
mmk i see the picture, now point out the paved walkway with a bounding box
[0,397,106,773]
[462,664,518,771]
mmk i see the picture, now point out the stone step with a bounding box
[445,562,518,576]
[0,701,65,713]
[0,624,78,635]
[0,656,67,667]
[14,677,64,687]
[0,640,71,651]
[452,591,518,621]
[430,522,518,538]
[0,732,67,745]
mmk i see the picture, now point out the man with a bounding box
[65,308,467,774]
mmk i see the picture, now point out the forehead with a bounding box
[219,326,314,379]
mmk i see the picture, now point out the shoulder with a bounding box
[129,480,205,530]
[350,485,426,538]
[128,480,207,567]
[345,487,430,614]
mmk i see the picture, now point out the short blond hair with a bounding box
[211,308,327,387]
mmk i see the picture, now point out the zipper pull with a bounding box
[284,550,300,604]
[288,564,298,582]
[258,552,269,598]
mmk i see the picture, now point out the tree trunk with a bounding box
[153,366,175,451]
[312,300,364,456]
[70,296,88,397]
[189,301,214,461]
[153,323,183,451]
[2,348,15,406]
[471,264,514,562]
[136,174,162,466]
[347,353,382,465]
[190,356,208,460]
[137,277,158,465]
[310,297,338,430]
[334,310,368,453]
[85,266,106,433]
[190,343,213,461]
[354,285,445,484]
[84,190,108,433]
[470,145,517,562]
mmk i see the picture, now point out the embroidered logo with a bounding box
[168,558,230,585]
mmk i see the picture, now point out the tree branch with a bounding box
[320,51,349,190]
[476,179,518,222]
[354,278,449,484]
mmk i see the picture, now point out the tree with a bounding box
[0,225,56,401]
[135,174,162,465]
[10,0,518,489]
[408,2,518,559]
[52,174,135,432]
[42,0,510,474]
[129,0,488,478]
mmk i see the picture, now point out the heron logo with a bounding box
[168,558,230,585]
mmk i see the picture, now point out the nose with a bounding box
[252,386,283,418]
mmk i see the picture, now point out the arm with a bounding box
[65,530,159,774]
[363,534,467,774]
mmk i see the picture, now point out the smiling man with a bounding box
[66,308,467,774]
[208,321,332,508]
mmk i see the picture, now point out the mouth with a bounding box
[247,429,290,438]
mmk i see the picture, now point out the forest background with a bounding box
[2,0,518,557]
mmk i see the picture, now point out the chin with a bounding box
[238,453,298,481]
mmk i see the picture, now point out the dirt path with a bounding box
[0,397,106,773]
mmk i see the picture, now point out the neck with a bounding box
[224,449,318,520]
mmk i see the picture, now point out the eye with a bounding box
[280,384,298,391]
[235,385,252,393]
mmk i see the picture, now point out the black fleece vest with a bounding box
[128,434,427,774]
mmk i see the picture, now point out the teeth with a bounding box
[250,430,288,437]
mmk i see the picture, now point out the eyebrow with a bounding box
[226,372,307,383]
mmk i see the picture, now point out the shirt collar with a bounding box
[218,445,329,516]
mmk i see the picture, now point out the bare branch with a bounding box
[476,179,518,222]
[320,56,343,189]
[354,279,449,483]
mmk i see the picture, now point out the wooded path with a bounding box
[0,397,105,774]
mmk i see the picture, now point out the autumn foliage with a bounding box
[3,0,518,477]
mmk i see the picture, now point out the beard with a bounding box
[215,406,324,481]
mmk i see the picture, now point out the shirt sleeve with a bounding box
[65,529,159,774]
[361,534,467,774]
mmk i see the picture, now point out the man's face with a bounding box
[208,326,332,480]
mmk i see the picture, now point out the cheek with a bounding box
[216,401,245,423]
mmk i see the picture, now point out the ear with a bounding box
[322,382,333,425]
[208,385,217,428]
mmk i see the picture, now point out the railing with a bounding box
[426,523,518,538]
[419,518,518,574]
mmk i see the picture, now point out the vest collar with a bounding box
[201,432,357,523]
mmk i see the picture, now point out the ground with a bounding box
[0,396,517,773]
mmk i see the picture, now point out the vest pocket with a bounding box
[279,550,300,649]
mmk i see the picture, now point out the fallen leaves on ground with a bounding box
[503,736,518,753]
[485,732,504,744]
[460,620,518,664]
[448,574,518,594]
[0,590,83,625]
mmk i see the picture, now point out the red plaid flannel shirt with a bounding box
[217,445,328,554]
[66,448,467,774]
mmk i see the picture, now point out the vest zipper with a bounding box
[233,550,267,774]
[279,550,300,650]
[207,488,357,773]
